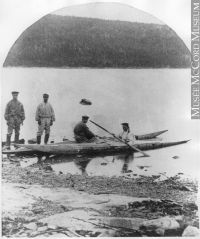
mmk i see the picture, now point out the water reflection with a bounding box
[47,153,136,177]
[115,154,134,173]
[73,157,91,175]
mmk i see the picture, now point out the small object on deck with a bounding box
[80,98,92,105]
[28,138,37,144]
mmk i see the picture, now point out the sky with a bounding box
[53,2,164,25]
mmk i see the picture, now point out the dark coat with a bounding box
[74,121,95,140]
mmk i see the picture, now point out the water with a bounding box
[1,68,200,179]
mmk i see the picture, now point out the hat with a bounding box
[43,93,49,98]
[82,115,89,120]
[12,91,19,95]
[121,123,129,128]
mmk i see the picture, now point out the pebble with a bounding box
[140,216,180,230]
[182,226,200,237]
[24,222,37,230]
[155,228,165,236]
[43,165,53,171]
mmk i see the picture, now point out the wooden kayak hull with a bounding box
[9,140,190,156]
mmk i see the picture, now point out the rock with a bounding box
[140,216,181,236]
[174,215,184,225]
[124,170,132,173]
[43,165,53,171]
[97,216,145,230]
[48,232,68,237]
[155,228,165,236]
[48,224,58,230]
[32,208,44,214]
[98,230,116,237]
[37,226,48,232]
[141,217,180,230]
[80,98,92,105]
[182,226,200,237]
[24,222,37,230]
[172,156,179,159]
[22,233,30,237]
[137,166,144,169]
[184,202,198,211]
[28,231,39,237]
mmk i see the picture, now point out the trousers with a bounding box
[37,118,51,136]
[7,117,21,136]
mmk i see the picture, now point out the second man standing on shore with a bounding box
[35,94,55,144]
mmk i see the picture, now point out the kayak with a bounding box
[135,130,168,140]
[7,139,189,156]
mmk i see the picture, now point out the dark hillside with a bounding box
[4,15,190,68]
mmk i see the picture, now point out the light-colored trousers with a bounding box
[37,118,51,136]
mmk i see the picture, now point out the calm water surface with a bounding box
[1,68,200,179]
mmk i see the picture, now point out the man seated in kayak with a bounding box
[119,123,135,143]
[74,115,96,143]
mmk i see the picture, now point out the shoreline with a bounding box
[2,156,199,237]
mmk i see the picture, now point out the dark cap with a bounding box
[121,123,129,127]
[43,93,49,98]
[12,91,19,95]
[82,115,89,120]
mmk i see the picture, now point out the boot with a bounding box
[6,134,11,149]
[37,135,41,144]
[44,134,49,144]
[14,133,19,144]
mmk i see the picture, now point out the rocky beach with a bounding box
[2,153,199,237]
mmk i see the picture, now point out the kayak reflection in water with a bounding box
[121,153,134,173]
[112,153,134,173]
[73,157,91,175]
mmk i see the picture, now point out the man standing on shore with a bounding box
[4,91,25,149]
[35,94,55,144]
